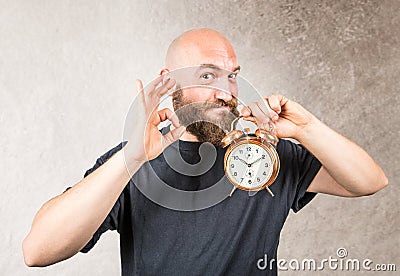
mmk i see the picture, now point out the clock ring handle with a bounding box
[230,115,278,146]
[229,115,243,132]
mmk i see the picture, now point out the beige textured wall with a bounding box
[1,0,399,275]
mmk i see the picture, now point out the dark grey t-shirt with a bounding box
[80,131,321,275]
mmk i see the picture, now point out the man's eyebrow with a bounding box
[232,65,241,73]
[198,64,241,73]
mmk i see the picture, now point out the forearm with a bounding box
[23,150,143,267]
[296,116,388,195]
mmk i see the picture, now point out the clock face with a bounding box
[226,142,274,190]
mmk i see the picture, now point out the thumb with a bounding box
[162,126,186,149]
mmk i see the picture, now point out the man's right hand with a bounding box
[124,76,185,167]
[22,75,184,267]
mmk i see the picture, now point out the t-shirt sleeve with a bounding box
[291,143,321,212]
[278,139,322,213]
[77,142,127,253]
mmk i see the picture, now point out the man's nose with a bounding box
[215,89,233,102]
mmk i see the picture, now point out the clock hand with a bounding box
[237,157,249,166]
[249,157,262,166]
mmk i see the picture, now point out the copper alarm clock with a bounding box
[221,117,280,197]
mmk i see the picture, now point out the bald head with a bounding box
[165,28,238,71]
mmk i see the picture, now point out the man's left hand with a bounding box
[241,94,315,140]
[241,95,388,197]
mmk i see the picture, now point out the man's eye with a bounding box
[201,73,215,80]
[228,73,238,79]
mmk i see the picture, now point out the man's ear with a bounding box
[160,68,170,84]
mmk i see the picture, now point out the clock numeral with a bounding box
[248,180,252,184]
[239,150,243,154]
[233,156,239,160]
[257,177,261,182]
[256,149,259,153]
[246,147,251,151]
[262,154,266,159]
[263,171,267,176]
[265,163,269,168]
[230,164,235,168]
[240,178,244,182]
[233,172,237,176]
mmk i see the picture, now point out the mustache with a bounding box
[172,85,238,110]
[202,98,238,110]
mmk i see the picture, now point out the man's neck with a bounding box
[180,131,199,142]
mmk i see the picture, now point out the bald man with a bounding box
[23,29,387,275]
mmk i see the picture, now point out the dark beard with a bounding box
[172,87,240,146]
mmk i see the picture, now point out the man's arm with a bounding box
[22,76,184,266]
[22,151,141,267]
[300,117,388,197]
[242,95,388,197]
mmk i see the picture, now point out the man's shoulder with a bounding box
[100,141,127,162]
[277,138,300,154]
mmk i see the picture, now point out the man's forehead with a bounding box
[166,32,239,71]
[196,47,238,69]
[182,50,239,71]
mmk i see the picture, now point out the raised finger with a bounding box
[266,95,283,115]
[144,75,164,101]
[143,76,172,114]
[155,77,176,98]
[136,79,146,107]
[248,102,270,125]
[149,75,163,90]
[257,98,279,121]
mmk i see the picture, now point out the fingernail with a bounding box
[273,115,279,121]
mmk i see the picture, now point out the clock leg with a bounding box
[265,187,274,197]
[229,186,237,197]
